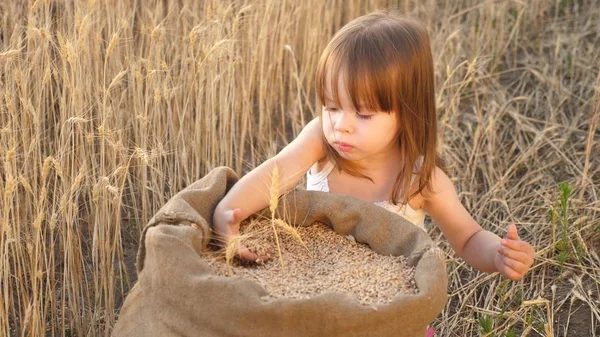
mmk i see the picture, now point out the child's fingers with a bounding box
[505,224,519,240]
[226,208,243,223]
[237,245,271,264]
[501,238,530,252]
[497,246,529,263]
[237,245,259,261]
[500,255,527,275]
[497,258,525,280]
[501,266,524,281]
[501,244,534,267]
[232,208,243,222]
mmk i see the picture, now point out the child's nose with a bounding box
[334,111,354,134]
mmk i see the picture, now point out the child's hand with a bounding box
[494,224,534,280]
[212,207,271,263]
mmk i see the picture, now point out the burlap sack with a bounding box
[112,167,447,337]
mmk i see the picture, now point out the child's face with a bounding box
[322,74,400,162]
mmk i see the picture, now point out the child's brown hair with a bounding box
[315,10,446,205]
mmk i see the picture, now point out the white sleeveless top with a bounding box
[306,159,426,229]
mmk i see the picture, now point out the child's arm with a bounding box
[423,168,535,280]
[213,117,326,261]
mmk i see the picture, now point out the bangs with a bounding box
[316,40,398,114]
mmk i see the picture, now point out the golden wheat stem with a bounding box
[269,164,285,268]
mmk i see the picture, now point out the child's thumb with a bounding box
[231,208,243,223]
[505,224,519,240]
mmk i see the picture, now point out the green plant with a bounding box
[477,315,495,336]
[550,182,583,273]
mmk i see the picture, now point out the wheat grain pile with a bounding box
[204,221,417,305]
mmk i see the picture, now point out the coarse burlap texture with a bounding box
[112,167,447,337]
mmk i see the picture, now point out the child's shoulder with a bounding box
[288,117,323,147]
[411,166,456,212]
[422,166,456,200]
[297,118,328,173]
[276,117,325,168]
[301,117,322,135]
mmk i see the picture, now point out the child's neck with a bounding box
[352,148,403,183]
[330,148,404,203]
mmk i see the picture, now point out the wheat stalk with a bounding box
[269,164,285,268]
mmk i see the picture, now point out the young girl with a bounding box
[213,11,534,282]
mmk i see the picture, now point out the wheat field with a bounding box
[0,0,599,336]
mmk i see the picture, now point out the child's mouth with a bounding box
[334,142,354,152]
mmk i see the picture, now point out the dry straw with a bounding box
[1,0,598,336]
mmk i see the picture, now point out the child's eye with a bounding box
[356,112,372,120]
[324,106,339,112]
